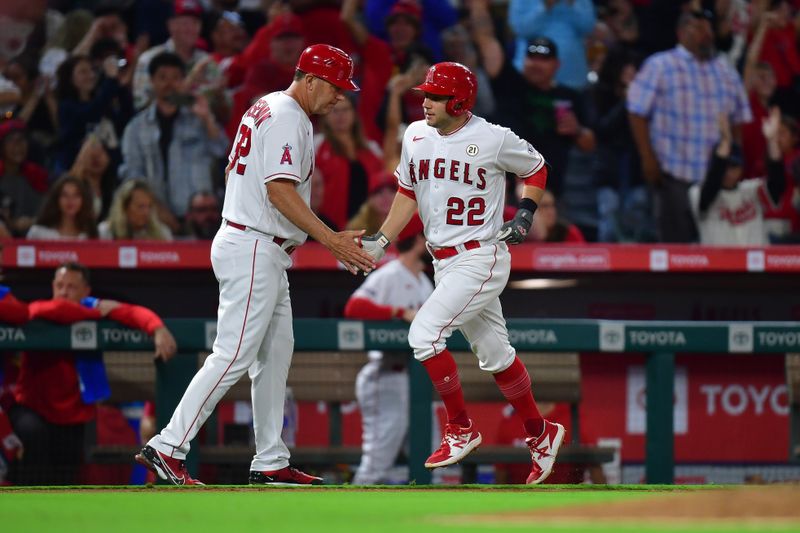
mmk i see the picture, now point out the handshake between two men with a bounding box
[350,202,535,275]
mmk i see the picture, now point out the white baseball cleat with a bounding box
[525,420,566,484]
[424,419,482,469]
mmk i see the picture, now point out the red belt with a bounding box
[226,221,296,254]
[429,240,481,260]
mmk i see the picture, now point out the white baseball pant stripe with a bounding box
[149,225,294,471]
[408,243,516,373]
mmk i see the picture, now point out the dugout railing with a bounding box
[4,318,799,484]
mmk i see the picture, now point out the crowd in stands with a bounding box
[1,0,799,246]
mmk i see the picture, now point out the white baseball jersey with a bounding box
[395,115,545,248]
[223,91,314,244]
[689,180,770,245]
[353,259,434,315]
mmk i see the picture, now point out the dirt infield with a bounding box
[462,485,800,525]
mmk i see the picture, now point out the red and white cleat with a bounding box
[525,420,566,485]
[424,419,482,469]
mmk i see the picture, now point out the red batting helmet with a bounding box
[296,44,359,91]
[414,62,477,116]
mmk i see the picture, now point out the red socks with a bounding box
[422,349,470,427]
[493,356,544,437]
[423,351,544,436]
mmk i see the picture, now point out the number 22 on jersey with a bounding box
[446,197,485,226]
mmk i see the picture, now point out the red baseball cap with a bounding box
[368,171,397,195]
[397,213,424,242]
[0,119,26,143]
[173,0,203,18]
[272,13,304,38]
[387,0,422,25]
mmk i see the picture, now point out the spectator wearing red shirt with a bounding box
[742,63,777,181]
[7,262,177,485]
[226,6,304,90]
[316,94,385,231]
[751,1,800,112]
[340,0,395,143]
[225,13,306,143]
[525,190,586,243]
[763,114,800,240]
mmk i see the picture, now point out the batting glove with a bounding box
[361,231,391,262]
[496,199,537,245]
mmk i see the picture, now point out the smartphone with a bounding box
[166,92,196,107]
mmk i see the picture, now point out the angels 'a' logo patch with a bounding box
[466,144,479,156]
[280,144,293,165]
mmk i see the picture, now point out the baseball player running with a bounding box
[359,62,565,484]
[344,217,433,484]
[135,44,375,485]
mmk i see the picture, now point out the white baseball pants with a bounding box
[148,224,295,471]
[408,243,516,372]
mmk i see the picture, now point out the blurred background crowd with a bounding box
[1,0,799,246]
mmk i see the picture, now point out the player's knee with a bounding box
[476,345,516,373]
[408,321,436,361]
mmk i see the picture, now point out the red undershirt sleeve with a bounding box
[107,303,165,335]
[344,297,403,320]
[28,299,102,324]
[523,165,547,189]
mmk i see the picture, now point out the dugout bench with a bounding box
[7,319,800,484]
[96,349,613,484]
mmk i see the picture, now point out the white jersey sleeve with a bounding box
[395,129,414,193]
[497,129,545,179]
[222,92,314,242]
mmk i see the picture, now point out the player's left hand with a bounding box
[360,231,390,262]
[496,208,534,245]
[153,327,178,362]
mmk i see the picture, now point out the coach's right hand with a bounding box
[324,229,376,275]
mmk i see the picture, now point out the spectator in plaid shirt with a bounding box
[627,8,751,243]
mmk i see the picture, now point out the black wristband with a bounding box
[518,197,538,214]
[375,231,391,249]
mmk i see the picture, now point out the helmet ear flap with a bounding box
[446,96,465,117]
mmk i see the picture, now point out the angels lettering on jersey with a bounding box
[396,115,545,248]
[408,157,487,190]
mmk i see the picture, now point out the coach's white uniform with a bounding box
[351,259,433,485]
[148,91,314,471]
[396,114,544,371]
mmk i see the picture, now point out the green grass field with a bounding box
[2,485,799,533]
